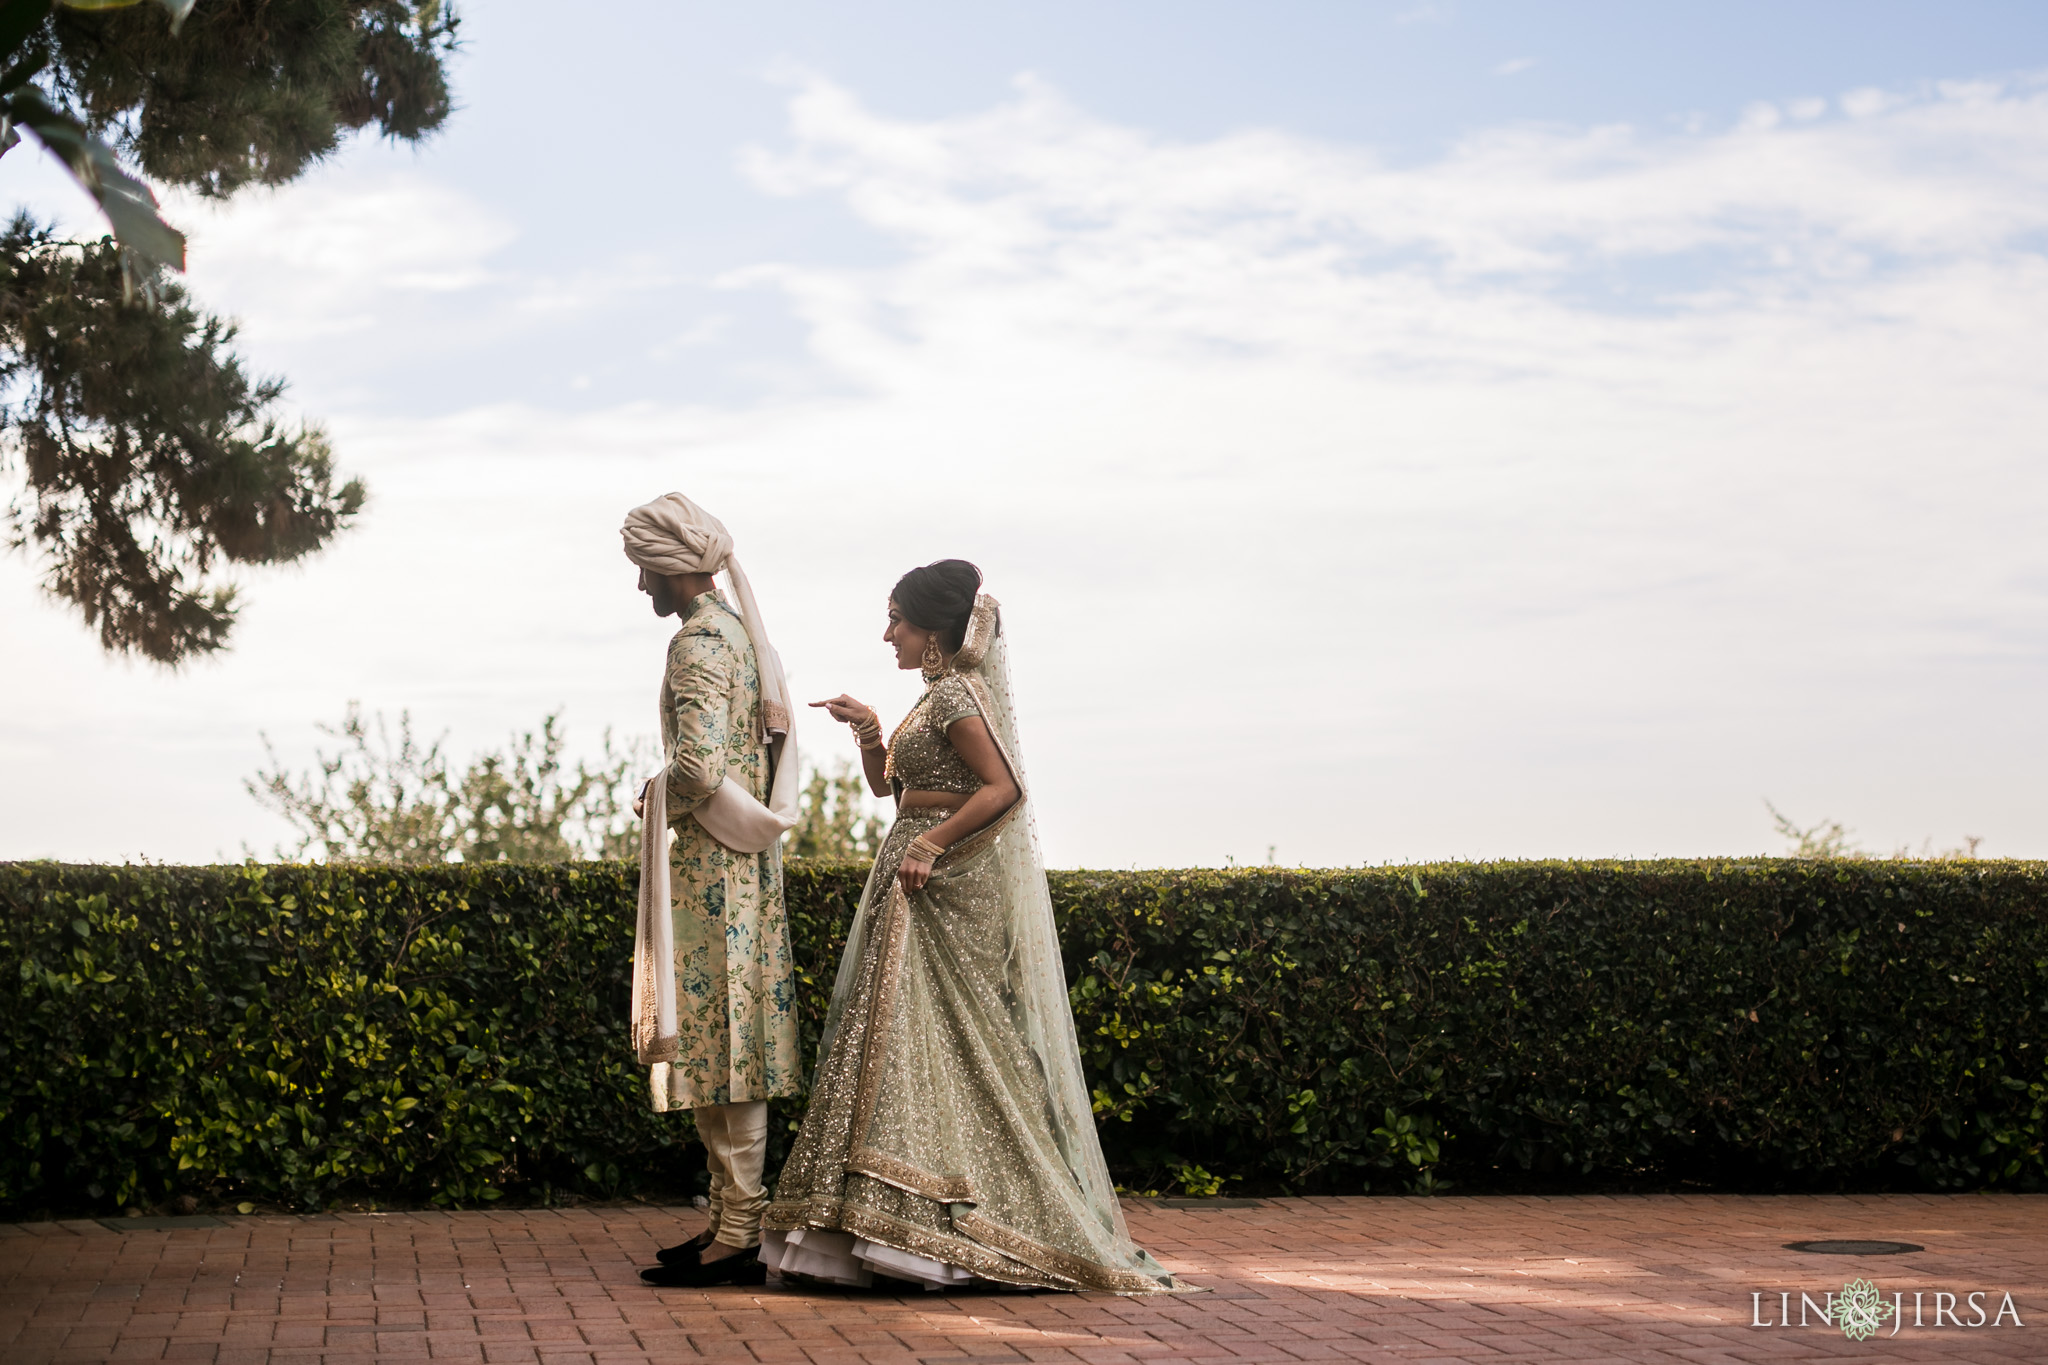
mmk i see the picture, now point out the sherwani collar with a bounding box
[681,589,731,623]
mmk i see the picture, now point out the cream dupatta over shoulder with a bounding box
[761,597,1181,1293]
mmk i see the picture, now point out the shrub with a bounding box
[0,860,858,1213]
[0,857,2043,1214]
[1055,861,2048,1195]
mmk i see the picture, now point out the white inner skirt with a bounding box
[759,1228,978,1291]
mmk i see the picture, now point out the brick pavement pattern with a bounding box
[2,1195,2042,1363]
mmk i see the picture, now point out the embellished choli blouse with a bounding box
[884,672,987,797]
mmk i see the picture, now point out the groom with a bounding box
[620,492,802,1288]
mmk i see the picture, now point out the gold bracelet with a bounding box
[905,834,944,864]
[851,712,884,749]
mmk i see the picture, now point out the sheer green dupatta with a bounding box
[793,596,1182,1293]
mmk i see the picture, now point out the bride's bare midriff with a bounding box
[898,789,967,811]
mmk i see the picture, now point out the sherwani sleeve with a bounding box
[663,627,736,819]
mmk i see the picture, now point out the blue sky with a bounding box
[208,0,2048,415]
[5,1,2048,865]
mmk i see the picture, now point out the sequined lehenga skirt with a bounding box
[760,810,1176,1293]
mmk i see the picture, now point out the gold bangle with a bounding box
[851,712,884,748]
[905,834,944,864]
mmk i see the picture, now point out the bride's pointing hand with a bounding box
[810,694,874,725]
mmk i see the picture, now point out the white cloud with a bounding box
[715,71,2048,860]
[752,71,2048,289]
[1841,87,1898,118]
[1494,57,1538,77]
[10,71,2048,866]
[166,176,516,341]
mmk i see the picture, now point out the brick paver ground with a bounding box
[2,1195,2042,1363]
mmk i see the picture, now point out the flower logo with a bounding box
[1836,1278,1895,1341]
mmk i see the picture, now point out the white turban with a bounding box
[621,492,731,578]
[621,492,790,739]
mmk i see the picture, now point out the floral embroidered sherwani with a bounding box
[657,590,801,1109]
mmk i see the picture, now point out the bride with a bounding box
[761,560,1180,1293]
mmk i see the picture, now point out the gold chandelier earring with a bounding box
[921,635,946,680]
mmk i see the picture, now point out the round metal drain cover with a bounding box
[1785,1239,1924,1256]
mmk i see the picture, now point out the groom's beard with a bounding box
[649,577,678,617]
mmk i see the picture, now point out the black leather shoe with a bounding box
[640,1246,764,1287]
[654,1233,712,1267]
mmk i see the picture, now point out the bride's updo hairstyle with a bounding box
[892,559,982,653]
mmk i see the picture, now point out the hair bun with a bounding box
[892,559,983,652]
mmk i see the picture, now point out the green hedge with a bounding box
[1053,861,2048,1196]
[1,858,2044,1214]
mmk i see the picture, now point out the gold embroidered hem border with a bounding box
[954,1208,1173,1294]
[846,1147,976,1204]
[761,1194,1175,1294]
[762,1196,1068,1290]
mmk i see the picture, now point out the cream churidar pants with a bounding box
[695,1100,768,1248]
